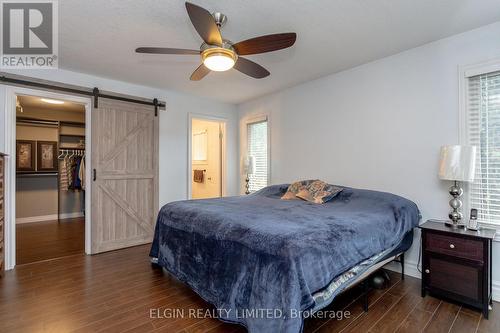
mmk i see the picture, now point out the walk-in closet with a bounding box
[15,95,86,264]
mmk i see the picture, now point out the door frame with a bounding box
[3,86,92,270]
[187,113,227,199]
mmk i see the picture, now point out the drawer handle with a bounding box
[449,244,455,249]
[425,269,430,274]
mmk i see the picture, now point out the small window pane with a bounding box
[247,120,268,192]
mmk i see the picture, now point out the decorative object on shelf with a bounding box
[438,145,476,228]
[243,155,255,195]
[37,141,58,172]
[16,140,36,172]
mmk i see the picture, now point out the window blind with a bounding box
[247,120,268,192]
[467,70,500,226]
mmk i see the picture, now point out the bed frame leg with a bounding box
[400,253,405,280]
[362,281,369,312]
[150,257,161,269]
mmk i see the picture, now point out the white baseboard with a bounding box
[384,259,500,302]
[492,281,500,302]
[16,212,84,224]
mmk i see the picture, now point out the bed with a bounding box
[150,184,420,333]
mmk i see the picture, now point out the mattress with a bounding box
[150,184,420,333]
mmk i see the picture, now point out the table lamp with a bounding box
[438,145,476,228]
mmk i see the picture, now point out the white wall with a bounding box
[0,68,239,206]
[238,22,500,298]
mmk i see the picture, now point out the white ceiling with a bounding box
[59,0,500,104]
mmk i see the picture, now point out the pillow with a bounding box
[281,179,318,200]
[296,180,343,204]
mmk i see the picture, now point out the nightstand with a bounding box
[419,220,496,318]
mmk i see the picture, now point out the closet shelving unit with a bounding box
[59,120,85,149]
[16,116,86,222]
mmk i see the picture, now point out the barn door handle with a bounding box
[93,169,96,181]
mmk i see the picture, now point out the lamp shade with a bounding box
[438,145,476,182]
[243,156,256,175]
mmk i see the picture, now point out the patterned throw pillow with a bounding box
[281,179,318,200]
[296,180,343,204]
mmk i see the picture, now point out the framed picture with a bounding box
[37,141,58,172]
[16,140,36,172]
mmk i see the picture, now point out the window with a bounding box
[247,119,268,192]
[465,70,500,226]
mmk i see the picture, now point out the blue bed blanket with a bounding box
[150,184,420,333]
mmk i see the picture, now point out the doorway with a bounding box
[4,81,161,269]
[189,116,226,199]
[3,87,92,270]
[15,94,88,264]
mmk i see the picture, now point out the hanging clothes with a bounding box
[59,157,69,191]
[73,157,82,190]
[67,156,74,190]
[79,157,86,191]
[58,152,86,192]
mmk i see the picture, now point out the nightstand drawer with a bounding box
[426,232,483,262]
[427,256,481,302]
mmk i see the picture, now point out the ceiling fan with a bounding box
[136,2,297,81]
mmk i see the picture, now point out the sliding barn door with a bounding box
[91,99,159,253]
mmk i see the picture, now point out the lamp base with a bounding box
[245,175,250,195]
[447,181,464,228]
[444,221,466,229]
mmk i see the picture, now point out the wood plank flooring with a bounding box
[16,218,85,265]
[1,244,498,333]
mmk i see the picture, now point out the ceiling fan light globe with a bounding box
[201,48,237,72]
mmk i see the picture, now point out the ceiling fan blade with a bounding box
[135,47,200,55]
[190,64,211,81]
[233,57,270,79]
[233,33,297,55]
[185,2,222,46]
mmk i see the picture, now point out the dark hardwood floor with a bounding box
[16,218,85,265]
[1,244,498,332]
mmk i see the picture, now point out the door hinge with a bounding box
[93,168,96,181]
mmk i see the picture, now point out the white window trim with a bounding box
[459,57,500,239]
[240,114,271,194]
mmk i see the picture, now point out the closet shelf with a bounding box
[59,133,85,138]
[59,121,85,127]
[17,172,58,177]
[59,146,85,150]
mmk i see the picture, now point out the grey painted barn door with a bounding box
[91,98,159,253]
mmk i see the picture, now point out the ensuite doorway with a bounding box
[189,116,226,199]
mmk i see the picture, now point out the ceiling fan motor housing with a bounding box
[212,12,227,28]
